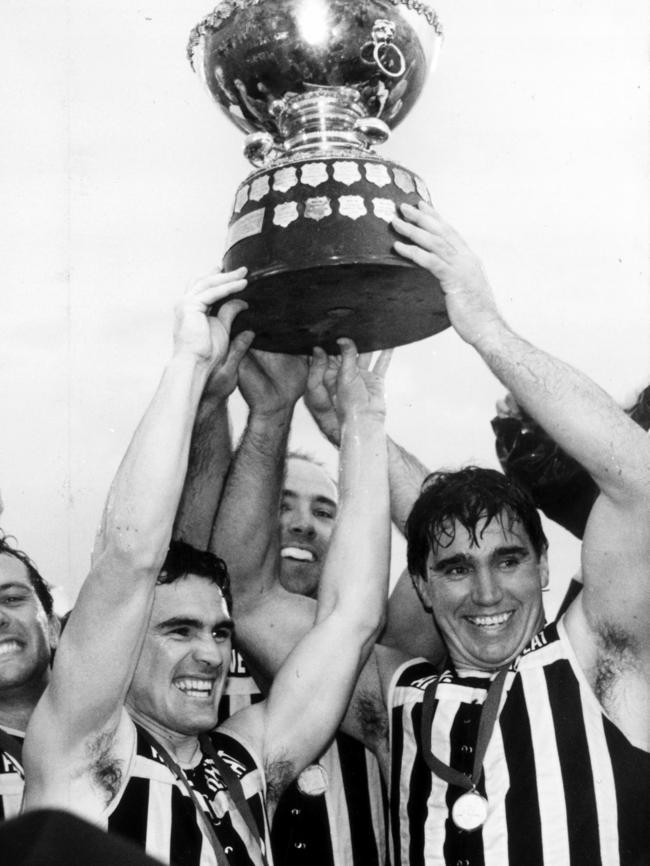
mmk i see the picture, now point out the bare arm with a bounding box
[225,342,393,793]
[209,352,308,596]
[393,202,650,659]
[173,330,254,549]
[306,350,445,663]
[24,270,250,770]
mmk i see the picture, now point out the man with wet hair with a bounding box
[22,269,392,866]
[0,533,59,821]
[229,204,650,866]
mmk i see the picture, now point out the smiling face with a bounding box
[279,457,338,598]
[127,575,233,740]
[415,513,548,672]
[0,553,58,696]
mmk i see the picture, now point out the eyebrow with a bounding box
[155,616,235,632]
[282,489,338,510]
[431,546,530,572]
[0,582,31,594]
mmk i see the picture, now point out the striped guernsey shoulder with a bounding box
[0,726,24,823]
[389,622,650,866]
[107,721,271,866]
[220,650,389,866]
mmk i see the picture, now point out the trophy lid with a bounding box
[188,0,443,143]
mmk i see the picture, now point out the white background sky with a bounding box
[0,1,648,618]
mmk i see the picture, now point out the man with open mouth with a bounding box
[21,267,392,866]
[0,535,59,822]
[219,204,650,866]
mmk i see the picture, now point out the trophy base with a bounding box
[217,154,449,354]
[216,259,448,355]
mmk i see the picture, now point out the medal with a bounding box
[420,666,509,832]
[451,789,489,831]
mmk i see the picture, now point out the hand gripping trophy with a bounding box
[188,0,445,353]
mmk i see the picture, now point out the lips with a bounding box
[280,546,316,563]
[465,611,514,629]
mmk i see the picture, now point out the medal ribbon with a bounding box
[419,666,509,793]
[138,726,268,866]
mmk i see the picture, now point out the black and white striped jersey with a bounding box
[220,650,388,866]
[107,722,272,866]
[0,727,24,822]
[389,620,650,866]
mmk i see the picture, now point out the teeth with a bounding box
[0,641,21,656]
[175,678,214,696]
[467,612,512,627]
[281,547,315,562]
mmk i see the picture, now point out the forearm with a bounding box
[316,415,389,638]
[387,435,430,535]
[210,405,294,593]
[473,322,650,501]
[96,353,210,569]
[173,397,232,549]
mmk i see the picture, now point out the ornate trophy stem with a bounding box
[189,0,447,354]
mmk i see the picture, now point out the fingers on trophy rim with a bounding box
[373,348,393,378]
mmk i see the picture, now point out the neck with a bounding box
[127,706,201,764]
[0,674,49,732]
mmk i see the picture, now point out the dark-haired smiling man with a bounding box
[0,537,59,821]
[22,268,392,866]
[227,204,650,866]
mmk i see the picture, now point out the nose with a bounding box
[192,634,225,669]
[471,568,505,607]
[288,507,316,539]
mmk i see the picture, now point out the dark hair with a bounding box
[157,540,231,612]
[406,467,548,581]
[0,531,54,616]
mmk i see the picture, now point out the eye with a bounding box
[279,501,291,513]
[313,508,334,520]
[499,557,521,570]
[212,627,232,643]
[1,595,27,606]
[170,626,191,638]
[446,565,471,578]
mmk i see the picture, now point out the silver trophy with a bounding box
[189,0,446,353]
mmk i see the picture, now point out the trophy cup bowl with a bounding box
[189,0,447,353]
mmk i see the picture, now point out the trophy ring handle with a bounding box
[359,18,406,80]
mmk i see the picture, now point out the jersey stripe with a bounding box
[389,623,649,866]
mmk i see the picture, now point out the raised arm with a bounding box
[393,203,650,662]
[173,329,254,549]
[209,351,308,597]
[305,349,445,664]
[24,269,249,773]
[225,341,392,796]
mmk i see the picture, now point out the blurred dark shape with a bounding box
[0,810,163,865]
[492,384,650,540]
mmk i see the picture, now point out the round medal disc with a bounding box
[451,790,488,831]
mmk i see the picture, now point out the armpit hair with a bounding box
[594,620,638,707]
[264,757,296,806]
[355,689,389,748]
[86,729,122,805]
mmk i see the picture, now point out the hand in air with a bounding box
[316,338,392,427]
[173,266,249,368]
[238,350,309,416]
[392,202,504,345]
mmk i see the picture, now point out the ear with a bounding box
[411,571,433,613]
[47,614,61,651]
[539,550,550,590]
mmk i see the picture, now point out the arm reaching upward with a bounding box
[306,348,445,663]
[225,341,393,801]
[24,269,250,805]
[173,328,254,549]
[393,202,650,691]
[209,351,308,599]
